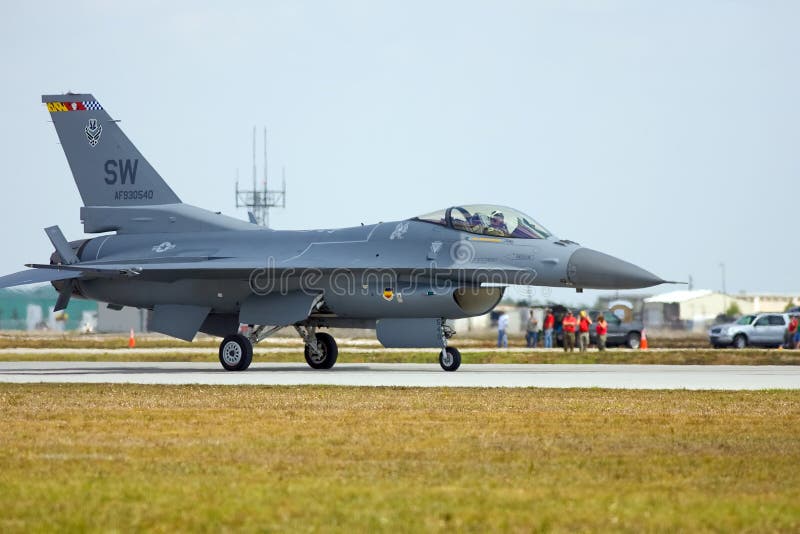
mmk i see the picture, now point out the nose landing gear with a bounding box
[439,346,461,372]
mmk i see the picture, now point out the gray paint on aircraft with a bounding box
[0,93,671,363]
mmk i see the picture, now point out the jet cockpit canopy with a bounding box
[414,204,553,239]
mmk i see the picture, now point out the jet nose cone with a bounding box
[567,248,664,290]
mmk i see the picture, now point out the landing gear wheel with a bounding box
[218,334,253,371]
[439,346,461,372]
[304,332,338,369]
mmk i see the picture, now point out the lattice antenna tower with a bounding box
[235,127,286,227]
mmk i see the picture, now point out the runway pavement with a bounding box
[0,361,798,389]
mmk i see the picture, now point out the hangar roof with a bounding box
[644,290,715,304]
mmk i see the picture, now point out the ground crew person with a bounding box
[543,309,555,348]
[525,308,539,348]
[578,310,593,352]
[562,310,577,352]
[596,314,608,351]
[497,309,509,348]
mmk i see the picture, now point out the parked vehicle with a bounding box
[708,313,792,348]
[557,310,643,349]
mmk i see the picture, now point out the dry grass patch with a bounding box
[0,385,798,532]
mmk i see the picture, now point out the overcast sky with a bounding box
[0,1,797,305]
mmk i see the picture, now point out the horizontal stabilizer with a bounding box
[0,268,82,289]
[45,226,79,264]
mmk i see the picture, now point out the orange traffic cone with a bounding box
[640,329,648,350]
[128,328,136,349]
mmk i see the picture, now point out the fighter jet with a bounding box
[0,93,670,371]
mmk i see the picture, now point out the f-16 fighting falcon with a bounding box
[0,94,671,371]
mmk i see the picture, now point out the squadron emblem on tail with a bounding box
[85,118,102,147]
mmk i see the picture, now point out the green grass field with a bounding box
[2,348,799,366]
[0,331,716,349]
[3,332,799,366]
[1,385,798,532]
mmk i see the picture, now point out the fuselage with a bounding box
[66,218,579,319]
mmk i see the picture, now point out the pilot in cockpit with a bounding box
[486,210,509,236]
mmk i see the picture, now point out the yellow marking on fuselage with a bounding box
[468,237,504,243]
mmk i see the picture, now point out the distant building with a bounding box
[96,305,148,333]
[0,286,151,333]
[643,290,800,331]
[733,293,800,314]
[0,286,97,331]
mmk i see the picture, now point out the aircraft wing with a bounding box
[0,268,83,289]
[23,257,537,285]
[25,258,251,275]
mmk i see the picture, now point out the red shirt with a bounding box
[579,317,591,332]
[562,316,577,333]
[544,314,555,329]
[790,317,799,333]
[596,321,608,335]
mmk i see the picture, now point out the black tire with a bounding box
[439,346,461,372]
[218,334,253,371]
[626,332,641,350]
[733,334,747,349]
[304,332,338,369]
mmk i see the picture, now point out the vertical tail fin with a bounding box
[42,93,181,206]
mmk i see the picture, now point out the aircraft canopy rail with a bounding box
[413,205,553,239]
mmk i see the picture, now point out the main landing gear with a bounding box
[218,334,253,371]
[217,325,340,371]
[218,321,458,372]
[296,326,338,370]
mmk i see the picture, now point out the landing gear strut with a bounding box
[218,334,253,371]
[296,326,339,369]
[438,321,460,371]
